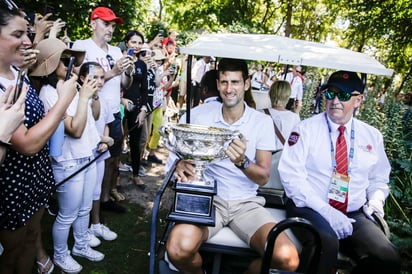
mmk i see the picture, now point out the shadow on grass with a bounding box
[38,201,155,274]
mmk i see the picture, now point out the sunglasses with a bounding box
[324,89,360,102]
[60,57,73,67]
[140,50,153,57]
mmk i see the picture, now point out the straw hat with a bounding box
[30,38,85,77]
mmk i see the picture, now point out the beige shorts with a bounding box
[208,196,275,245]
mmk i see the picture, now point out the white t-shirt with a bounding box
[39,84,100,161]
[260,108,300,148]
[72,38,123,114]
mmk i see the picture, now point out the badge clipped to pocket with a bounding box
[327,172,350,203]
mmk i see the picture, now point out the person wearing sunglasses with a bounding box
[72,7,134,216]
[122,30,149,189]
[278,70,401,274]
[0,2,79,273]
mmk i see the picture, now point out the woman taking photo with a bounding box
[0,2,77,272]
[122,30,149,189]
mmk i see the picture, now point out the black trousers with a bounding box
[125,109,143,177]
[286,199,401,274]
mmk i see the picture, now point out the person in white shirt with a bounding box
[285,65,303,114]
[279,70,401,274]
[33,38,104,273]
[72,7,133,214]
[165,58,299,274]
[190,56,211,107]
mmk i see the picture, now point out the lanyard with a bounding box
[324,113,355,174]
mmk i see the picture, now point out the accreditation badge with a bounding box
[327,172,350,203]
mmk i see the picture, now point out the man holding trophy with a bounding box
[164,58,299,274]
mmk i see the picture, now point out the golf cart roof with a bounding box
[180,33,393,76]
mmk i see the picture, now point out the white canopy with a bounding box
[180,33,393,76]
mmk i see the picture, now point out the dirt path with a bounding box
[118,146,171,215]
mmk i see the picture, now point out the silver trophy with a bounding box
[159,123,239,226]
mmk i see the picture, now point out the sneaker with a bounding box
[90,224,118,241]
[147,154,162,164]
[138,166,147,177]
[72,245,104,262]
[87,230,101,247]
[119,162,133,172]
[100,200,126,214]
[54,252,82,274]
[141,159,151,167]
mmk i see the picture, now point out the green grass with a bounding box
[38,201,153,274]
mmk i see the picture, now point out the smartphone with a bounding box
[14,70,26,103]
[65,56,76,81]
[127,101,136,112]
[88,64,95,79]
[43,4,54,16]
[158,29,164,37]
[127,48,135,56]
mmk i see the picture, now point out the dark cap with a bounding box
[322,70,363,94]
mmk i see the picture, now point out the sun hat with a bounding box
[152,49,167,61]
[30,38,85,77]
[321,70,364,94]
[90,7,124,24]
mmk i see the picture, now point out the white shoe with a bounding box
[72,245,104,262]
[138,166,147,177]
[87,230,101,247]
[90,224,118,241]
[54,252,82,274]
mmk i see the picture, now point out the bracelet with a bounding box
[92,95,99,101]
[0,140,12,147]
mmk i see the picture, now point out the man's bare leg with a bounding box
[245,222,299,274]
[166,223,209,274]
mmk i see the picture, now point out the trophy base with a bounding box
[167,180,217,226]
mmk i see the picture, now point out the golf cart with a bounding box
[149,33,393,274]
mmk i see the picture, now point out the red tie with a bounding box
[329,125,348,213]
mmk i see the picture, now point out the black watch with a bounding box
[235,156,250,170]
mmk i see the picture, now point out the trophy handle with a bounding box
[159,124,175,151]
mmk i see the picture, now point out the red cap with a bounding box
[90,7,124,24]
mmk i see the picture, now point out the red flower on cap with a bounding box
[90,7,124,24]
